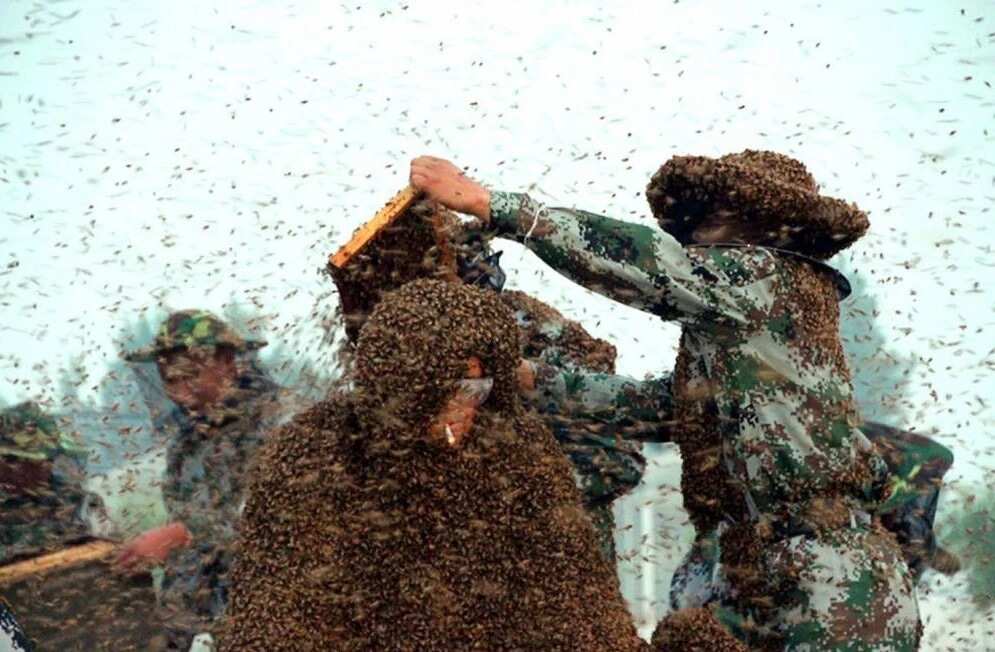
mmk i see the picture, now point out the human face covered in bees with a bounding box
[427,356,494,448]
[352,279,521,450]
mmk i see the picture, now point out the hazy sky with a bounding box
[1,1,993,647]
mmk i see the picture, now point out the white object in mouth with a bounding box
[456,377,494,403]
[445,424,457,446]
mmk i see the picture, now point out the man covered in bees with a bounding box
[218,279,747,651]
[409,151,924,650]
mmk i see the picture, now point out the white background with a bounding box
[1,1,993,648]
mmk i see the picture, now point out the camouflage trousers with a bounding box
[670,527,727,612]
[159,543,231,650]
[675,525,921,651]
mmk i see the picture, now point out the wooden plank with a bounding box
[329,185,421,269]
[0,540,117,586]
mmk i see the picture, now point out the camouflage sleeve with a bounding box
[161,431,204,536]
[50,452,105,539]
[488,191,775,324]
[49,449,90,505]
[161,451,186,523]
[860,422,956,577]
[526,360,674,442]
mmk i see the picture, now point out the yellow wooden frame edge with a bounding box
[329,185,421,269]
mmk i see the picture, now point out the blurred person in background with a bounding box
[1,401,114,565]
[118,310,295,651]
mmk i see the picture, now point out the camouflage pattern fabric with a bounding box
[526,360,674,557]
[671,421,957,614]
[859,423,957,578]
[160,542,232,650]
[0,402,106,564]
[0,402,86,462]
[500,290,618,374]
[1,598,34,652]
[520,300,953,590]
[154,370,295,650]
[529,361,674,443]
[712,522,921,651]
[523,358,667,510]
[502,293,668,560]
[669,526,729,612]
[493,290,655,561]
[125,310,267,362]
[487,190,887,521]
[484,190,921,648]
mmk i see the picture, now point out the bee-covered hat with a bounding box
[124,310,267,362]
[646,149,869,260]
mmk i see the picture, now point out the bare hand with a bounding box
[115,522,192,572]
[409,156,491,222]
[516,360,536,393]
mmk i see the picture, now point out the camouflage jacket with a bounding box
[487,191,886,524]
[524,362,666,506]
[529,362,674,443]
[525,360,670,506]
[1,406,109,565]
[498,290,669,506]
[162,374,293,545]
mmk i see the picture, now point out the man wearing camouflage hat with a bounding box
[1,401,112,565]
[119,310,294,651]
[411,151,923,650]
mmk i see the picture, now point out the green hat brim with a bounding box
[0,446,50,461]
[123,338,267,363]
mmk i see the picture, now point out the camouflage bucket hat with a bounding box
[124,310,267,362]
[0,402,78,461]
[646,149,869,260]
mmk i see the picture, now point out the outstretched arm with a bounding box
[409,156,775,326]
[524,360,675,443]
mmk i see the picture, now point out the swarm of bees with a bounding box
[647,150,869,259]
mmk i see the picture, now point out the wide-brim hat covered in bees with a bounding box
[645,149,869,260]
[124,310,267,362]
